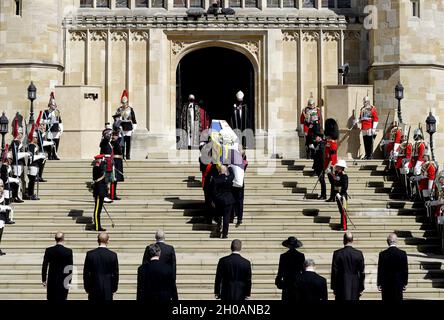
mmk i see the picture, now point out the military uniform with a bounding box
[111,130,124,200]
[100,126,115,201]
[312,131,326,199]
[26,129,45,200]
[328,161,349,231]
[357,97,379,160]
[116,90,137,159]
[410,128,426,176]
[393,131,413,198]
[300,98,322,159]
[0,150,21,204]
[92,155,108,232]
[42,92,63,160]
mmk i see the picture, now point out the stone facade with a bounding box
[0,0,442,162]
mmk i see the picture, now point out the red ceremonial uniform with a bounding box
[300,107,322,134]
[395,142,412,169]
[410,141,425,169]
[419,162,437,192]
[324,139,338,170]
[359,105,379,130]
[200,107,211,131]
[387,127,401,155]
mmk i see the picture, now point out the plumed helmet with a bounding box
[188,94,195,101]
[363,96,371,104]
[335,159,347,169]
[307,98,315,107]
[48,92,57,108]
[324,118,339,140]
[236,91,244,101]
[413,128,423,140]
[121,90,129,104]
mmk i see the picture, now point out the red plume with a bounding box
[12,118,18,139]
[28,123,36,143]
[120,90,129,102]
[2,144,9,163]
[36,110,43,127]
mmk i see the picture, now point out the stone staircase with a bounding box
[1,156,444,300]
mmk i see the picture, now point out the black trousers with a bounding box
[123,136,131,159]
[5,184,19,204]
[363,135,373,159]
[93,195,104,230]
[381,287,403,301]
[314,169,327,197]
[216,204,233,237]
[39,161,46,179]
[0,228,3,246]
[110,181,118,199]
[232,187,244,222]
[28,175,36,196]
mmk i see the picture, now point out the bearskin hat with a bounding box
[324,118,339,140]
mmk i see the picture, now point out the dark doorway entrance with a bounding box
[176,47,255,145]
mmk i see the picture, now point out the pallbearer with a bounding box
[300,96,322,159]
[42,92,63,160]
[357,96,378,160]
[91,155,108,232]
[116,90,137,160]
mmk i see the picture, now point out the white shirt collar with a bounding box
[157,240,165,243]
[389,244,397,247]
[232,251,241,255]
[99,244,107,248]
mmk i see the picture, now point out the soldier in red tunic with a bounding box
[300,97,322,159]
[324,119,339,202]
[410,127,426,176]
[393,128,412,198]
[356,96,379,159]
[411,155,437,201]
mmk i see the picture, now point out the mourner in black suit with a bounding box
[142,230,177,278]
[377,233,408,301]
[41,232,73,301]
[275,236,305,301]
[331,232,365,300]
[83,232,119,301]
[214,239,252,301]
[294,259,328,301]
[137,243,178,302]
[211,165,236,239]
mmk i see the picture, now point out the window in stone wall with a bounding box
[283,0,296,8]
[245,0,257,7]
[190,0,204,7]
[116,0,129,7]
[337,0,351,8]
[152,0,165,7]
[80,0,93,7]
[230,0,241,7]
[302,0,315,8]
[321,0,335,8]
[136,0,148,6]
[96,0,110,7]
[411,0,420,17]
[174,0,187,7]
[267,0,279,7]
[14,0,22,15]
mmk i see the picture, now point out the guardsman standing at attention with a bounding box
[111,129,124,201]
[100,125,115,202]
[26,123,46,200]
[328,160,349,231]
[300,96,322,159]
[116,90,137,160]
[356,96,378,160]
[42,92,63,160]
[393,128,412,198]
[91,155,108,232]
[410,127,426,176]
[324,119,339,202]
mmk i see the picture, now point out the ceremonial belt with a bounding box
[94,175,105,183]
[114,155,123,159]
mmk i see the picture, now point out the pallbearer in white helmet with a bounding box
[230,90,248,148]
[356,96,379,159]
[42,92,63,160]
[116,90,137,160]
[300,94,322,159]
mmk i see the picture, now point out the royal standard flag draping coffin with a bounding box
[209,120,245,187]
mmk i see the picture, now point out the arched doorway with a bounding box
[176,46,255,147]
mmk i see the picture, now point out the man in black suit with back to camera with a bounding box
[137,243,178,302]
[214,239,252,301]
[294,259,328,301]
[142,230,176,278]
[83,232,119,301]
[41,231,73,301]
[331,231,365,300]
[377,233,408,301]
[275,236,305,302]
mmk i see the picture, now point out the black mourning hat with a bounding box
[282,236,303,248]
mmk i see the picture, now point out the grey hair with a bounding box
[148,243,161,258]
[387,233,398,246]
[155,230,165,241]
[343,231,353,244]
[304,259,316,269]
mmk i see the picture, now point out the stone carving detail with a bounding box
[70,31,87,42]
[323,31,340,42]
[131,31,149,42]
[111,31,128,42]
[240,41,260,58]
[282,31,300,42]
[172,41,189,55]
[302,31,320,42]
[90,31,107,41]
[344,31,361,41]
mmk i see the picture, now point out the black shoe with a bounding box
[53,156,60,160]
[318,195,327,200]
[126,157,131,160]
[14,198,24,203]
[22,194,30,200]
[30,195,40,200]
[235,220,243,227]
[6,220,15,225]
[38,177,47,182]
[0,250,5,256]
[97,227,106,232]
[114,196,121,201]
[221,234,228,239]
[230,219,234,224]
[326,197,335,202]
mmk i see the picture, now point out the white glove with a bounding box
[8,177,19,184]
[309,144,315,150]
[372,121,379,130]
[414,161,423,176]
[393,151,399,158]
[352,119,358,126]
[132,123,137,132]
[371,128,376,136]
[428,180,434,191]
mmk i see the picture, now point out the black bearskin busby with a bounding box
[324,118,339,140]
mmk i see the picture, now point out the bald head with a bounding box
[343,231,353,245]
[55,232,64,243]
[155,230,165,242]
[387,233,398,246]
[98,232,109,245]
